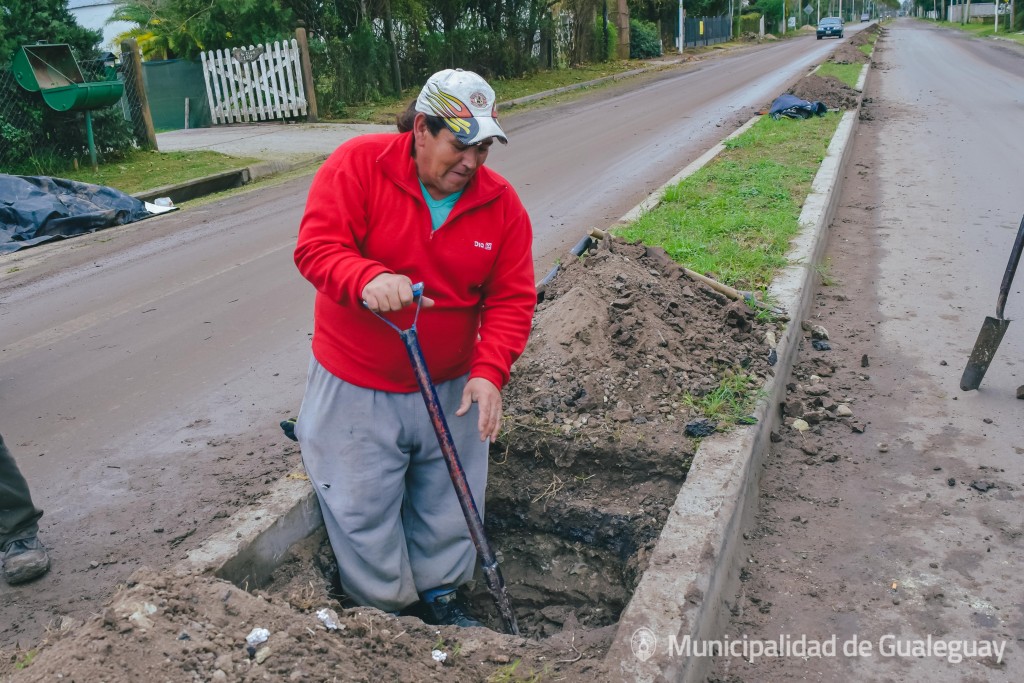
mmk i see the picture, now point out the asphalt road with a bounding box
[0,29,864,648]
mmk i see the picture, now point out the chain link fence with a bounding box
[0,46,148,176]
[118,46,156,149]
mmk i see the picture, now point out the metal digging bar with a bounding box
[367,283,520,635]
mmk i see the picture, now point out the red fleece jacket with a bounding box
[294,132,535,393]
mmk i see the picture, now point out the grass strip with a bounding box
[815,62,863,88]
[684,372,764,426]
[934,19,1024,46]
[49,150,260,195]
[616,113,842,292]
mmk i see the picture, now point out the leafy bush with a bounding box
[630,19,663,58]
[740,13,764,34]
[592,16,619,61]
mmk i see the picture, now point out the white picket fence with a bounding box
[200,39,308,125]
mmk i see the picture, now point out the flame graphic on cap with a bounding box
[421,84,474,135]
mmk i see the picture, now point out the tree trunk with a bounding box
[383,0,402,96]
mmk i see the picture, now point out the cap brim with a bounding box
[449,116,508,146]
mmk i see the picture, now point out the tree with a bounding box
[111,0,296,60]
[751,0,784,25]
[0,0,101,64]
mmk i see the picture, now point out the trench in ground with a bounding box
[249,432,689,639]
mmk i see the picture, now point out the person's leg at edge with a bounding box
[294,357,420,612]
[0,432,50,584]
[404,374,489,627]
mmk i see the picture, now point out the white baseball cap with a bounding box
[415,68,508,146]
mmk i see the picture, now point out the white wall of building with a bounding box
[68,0,135,52]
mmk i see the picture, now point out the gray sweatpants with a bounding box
[295,357,488,612]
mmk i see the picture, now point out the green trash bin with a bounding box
[12,44,84,92]
[41,81,124,112]
[12,44,126,166]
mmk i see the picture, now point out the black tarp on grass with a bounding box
[1,175,164,254]
[768,94,829,120]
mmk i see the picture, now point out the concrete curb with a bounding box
[606,108,859,682]
[176,478,321,586]
[176,52,871,680]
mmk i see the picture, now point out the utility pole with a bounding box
[678,0,684,54]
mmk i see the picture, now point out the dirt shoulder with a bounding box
[709,28,1020,682]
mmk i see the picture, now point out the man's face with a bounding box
[413,114,493,200]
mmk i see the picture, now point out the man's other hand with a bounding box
[456,377,502,443]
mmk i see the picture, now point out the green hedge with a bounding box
[630,19,663,58]
[740,13,763,34]
[592,17,619,61]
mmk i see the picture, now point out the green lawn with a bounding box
[55,150,260,195]
[616,113,842,292]
[934,19,1024,46]
[815,62,863,88]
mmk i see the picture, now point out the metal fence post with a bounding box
[120,39,158,150]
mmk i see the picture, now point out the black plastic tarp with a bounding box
[1,175,158,254]
[768,94,829,120]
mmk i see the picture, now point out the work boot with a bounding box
[419,587,483,628]
[280,417,298,442]
[2,537,51,585]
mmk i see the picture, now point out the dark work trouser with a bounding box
[0,433,44,552]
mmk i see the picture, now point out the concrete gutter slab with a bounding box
[176,478,321,588]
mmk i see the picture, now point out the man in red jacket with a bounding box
[293,69,535,628]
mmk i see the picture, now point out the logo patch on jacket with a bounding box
[474,240,493,251]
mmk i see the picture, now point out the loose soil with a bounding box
[1,35,870,683]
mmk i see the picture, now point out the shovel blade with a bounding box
[960,317,1010,390]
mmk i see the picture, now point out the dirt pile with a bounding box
[480,236,778,634]
[790,74,861,110]
[784,24,881,111]
[3,565,613,683]
[829,41,869,65]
